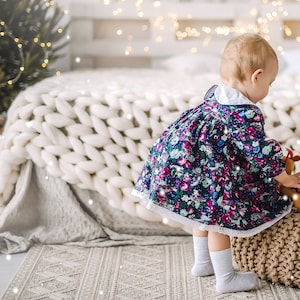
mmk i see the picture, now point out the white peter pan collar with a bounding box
[215,84,255,106]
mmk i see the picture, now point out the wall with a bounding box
[56,0,300,71]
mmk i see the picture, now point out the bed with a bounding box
[0,68,219,253]
[0,64,299,250]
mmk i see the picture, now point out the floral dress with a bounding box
[132,85,292,237]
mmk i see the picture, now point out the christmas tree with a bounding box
[0,0,69,114]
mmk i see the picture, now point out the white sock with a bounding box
[210,248,259,293]
[191,236,214,277]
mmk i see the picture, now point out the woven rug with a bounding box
[2,243,300,300]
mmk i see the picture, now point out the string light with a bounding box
[97,0,300,57]
[2,0,300,102]
[153,1,161,8]
[0,22,24,88]
[0,0,69,94]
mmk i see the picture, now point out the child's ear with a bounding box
[250,69,264,85]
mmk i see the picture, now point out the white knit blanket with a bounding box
[0,69,299,225]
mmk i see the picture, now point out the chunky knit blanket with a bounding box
[0,69,299,227]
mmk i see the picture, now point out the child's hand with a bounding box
[284,172,300,189]
[274,171,300,189]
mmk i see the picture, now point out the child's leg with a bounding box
[191,228,214,276]
[208,231,259,293]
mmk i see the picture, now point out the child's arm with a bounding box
[274,170,300,189]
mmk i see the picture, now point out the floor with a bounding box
[0,252,26,297]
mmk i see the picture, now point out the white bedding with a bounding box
[0,68,299,227]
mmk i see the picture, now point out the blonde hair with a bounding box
[220,33,278,82]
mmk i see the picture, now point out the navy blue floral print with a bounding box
[133,85,292,236]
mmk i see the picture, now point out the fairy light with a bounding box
[125,45,133,55]
[0,1,69,96]
[0,21,25,88]
[162,217,169,224]
[155,35,163,43]
[112,8,122,16]
[277,45,284,53]
[3,0,300,95]
[45,1,55,8]
[283,194,289,201]
[215,26,231,36]
[161,0,299,47]
[135,0,143,11]
[154,1,161,8]
[283,11,288,17]
[283,24,292,37]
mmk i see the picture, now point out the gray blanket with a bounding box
[0,161,190,254]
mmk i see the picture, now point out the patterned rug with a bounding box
[2,243,300,300]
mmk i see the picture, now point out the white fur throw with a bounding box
[0,69,299,226]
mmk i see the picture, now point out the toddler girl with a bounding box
[133,33,300,294]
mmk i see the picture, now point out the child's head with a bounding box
[220,33,278,103]
[220,33,277,82]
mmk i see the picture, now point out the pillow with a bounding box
[279,48,300,75]
[161,54,221,74]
